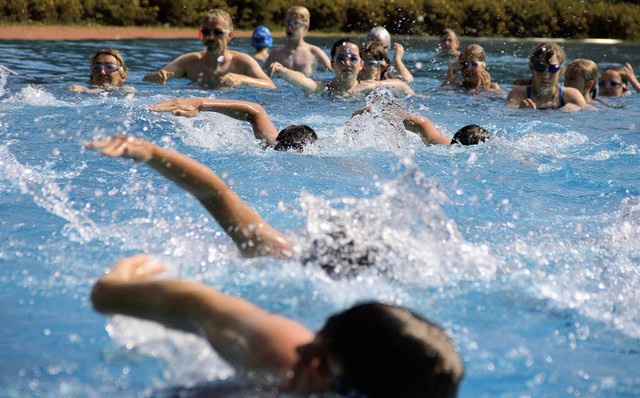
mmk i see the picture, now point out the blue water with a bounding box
[0,35,639,397]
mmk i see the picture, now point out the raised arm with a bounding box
[269,62,322,96]
[403,114,452,145]
[86,136,292,257]
[624,62,640,93]
[91,254,313,373]
[150,98,279,144]
[392,43,414,83]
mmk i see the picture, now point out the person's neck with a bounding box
[285,35,305,48]
[532,80,558,101]
[331,74,358,91]
[204,48,228,64]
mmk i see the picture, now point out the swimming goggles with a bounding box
[335,55,360,64]
[598,80,623,88]
[90,63,121,73]
[200,28,229,37]
[531,63,562,74]
[460,61,485,69]
[365,60,386,68]
[286,20,307,28]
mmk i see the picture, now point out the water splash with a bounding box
[293,160,499,283]
[4,85,67,107]
[0,145,97,242]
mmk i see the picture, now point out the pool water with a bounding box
[0,35,639,397]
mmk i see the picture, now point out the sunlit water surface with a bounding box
[0,36,639,397]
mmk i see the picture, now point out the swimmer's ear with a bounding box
[227,31,234,41]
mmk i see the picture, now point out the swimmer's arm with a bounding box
[393,43,414,83]
[403,114,452,145]
[563,86,588,108]
[379,79,416,96]
[91,254,313,373]
[624,63,640,93]
[143,54,192,84]
[150,98,279,143]
[442,61,462,87]
[269,62,321,95]
[86,136,292,257]
[226,54,276,89]
[506,86,534,109]
[310,45,334,72]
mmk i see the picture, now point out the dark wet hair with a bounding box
[301,229,378,278]
[321,302,464,398]
[451,125,490,145]
[273,125,317,152]
[331,37,361,60]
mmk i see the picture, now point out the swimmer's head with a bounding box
[251,26,272,49]
[529,42,566,75]
[330,38,362,60]
[565,59,599,99]
[318,302,464,398]
[202,9,234,31]
[367,26,391,52]
[599,65,629,97]
[451,125,490,145]
[274,125,317,152]
[89,48,128,87]
[300,228,378,278]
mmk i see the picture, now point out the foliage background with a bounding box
[1,0,640,40]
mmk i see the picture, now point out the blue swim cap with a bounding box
[251,26,273,49]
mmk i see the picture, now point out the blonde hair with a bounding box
[286,5,310,22]
[566,59,599,98]
[460,44,486,62]
[202,9,233,31]
[89,48,127,81]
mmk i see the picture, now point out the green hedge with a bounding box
[1,0,640,40]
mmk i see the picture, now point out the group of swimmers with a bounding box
[60,5,636,397]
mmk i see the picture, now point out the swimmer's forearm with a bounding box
[278,68,319,95]
[197,99,278,142]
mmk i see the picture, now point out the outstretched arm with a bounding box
[403,114,452,145]
[86,136,292,257]
[150,98,279,144]
[269,62,322,96]
[91,254,313,373]
[392,43,414,83]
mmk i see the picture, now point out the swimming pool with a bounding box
[0,35,639,397]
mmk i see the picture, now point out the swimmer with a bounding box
[269,38,415,97]
[441,44,505,94]
[564,59,599,103]
[250,25,272,63]
[91,254,464,397]
[67,48,135,93]
[352,103,491,146]
[437,28,461,59]
[149,97,317,151]
[598,63,640,97]
[143,9,275,89]
[365,26,414,82]
[506,42,587,110]
[262,6,333,77]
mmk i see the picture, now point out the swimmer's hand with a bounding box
[101,254,166,283]
[86,135,155,162]
[218,73,244,88]
[143,70,175,84]
[519,98,537,109]
[352,105,372,116]
[267,62,285,77]
[393,43,405,60]
[150,98,203,117]
[67,84,89,92]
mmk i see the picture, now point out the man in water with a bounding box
[91,253,464,397]
[143,9,275,89]
[68,48,135,92]
[365,26,414,83]
[263,5,333,77]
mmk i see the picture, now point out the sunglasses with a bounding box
[460,61,485,69]
[90,63,120,74]
[335,55,360,64]
[531,63,562,74]
[200,28,229,37]
[598,80,623,88]
[365,60,386,68]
